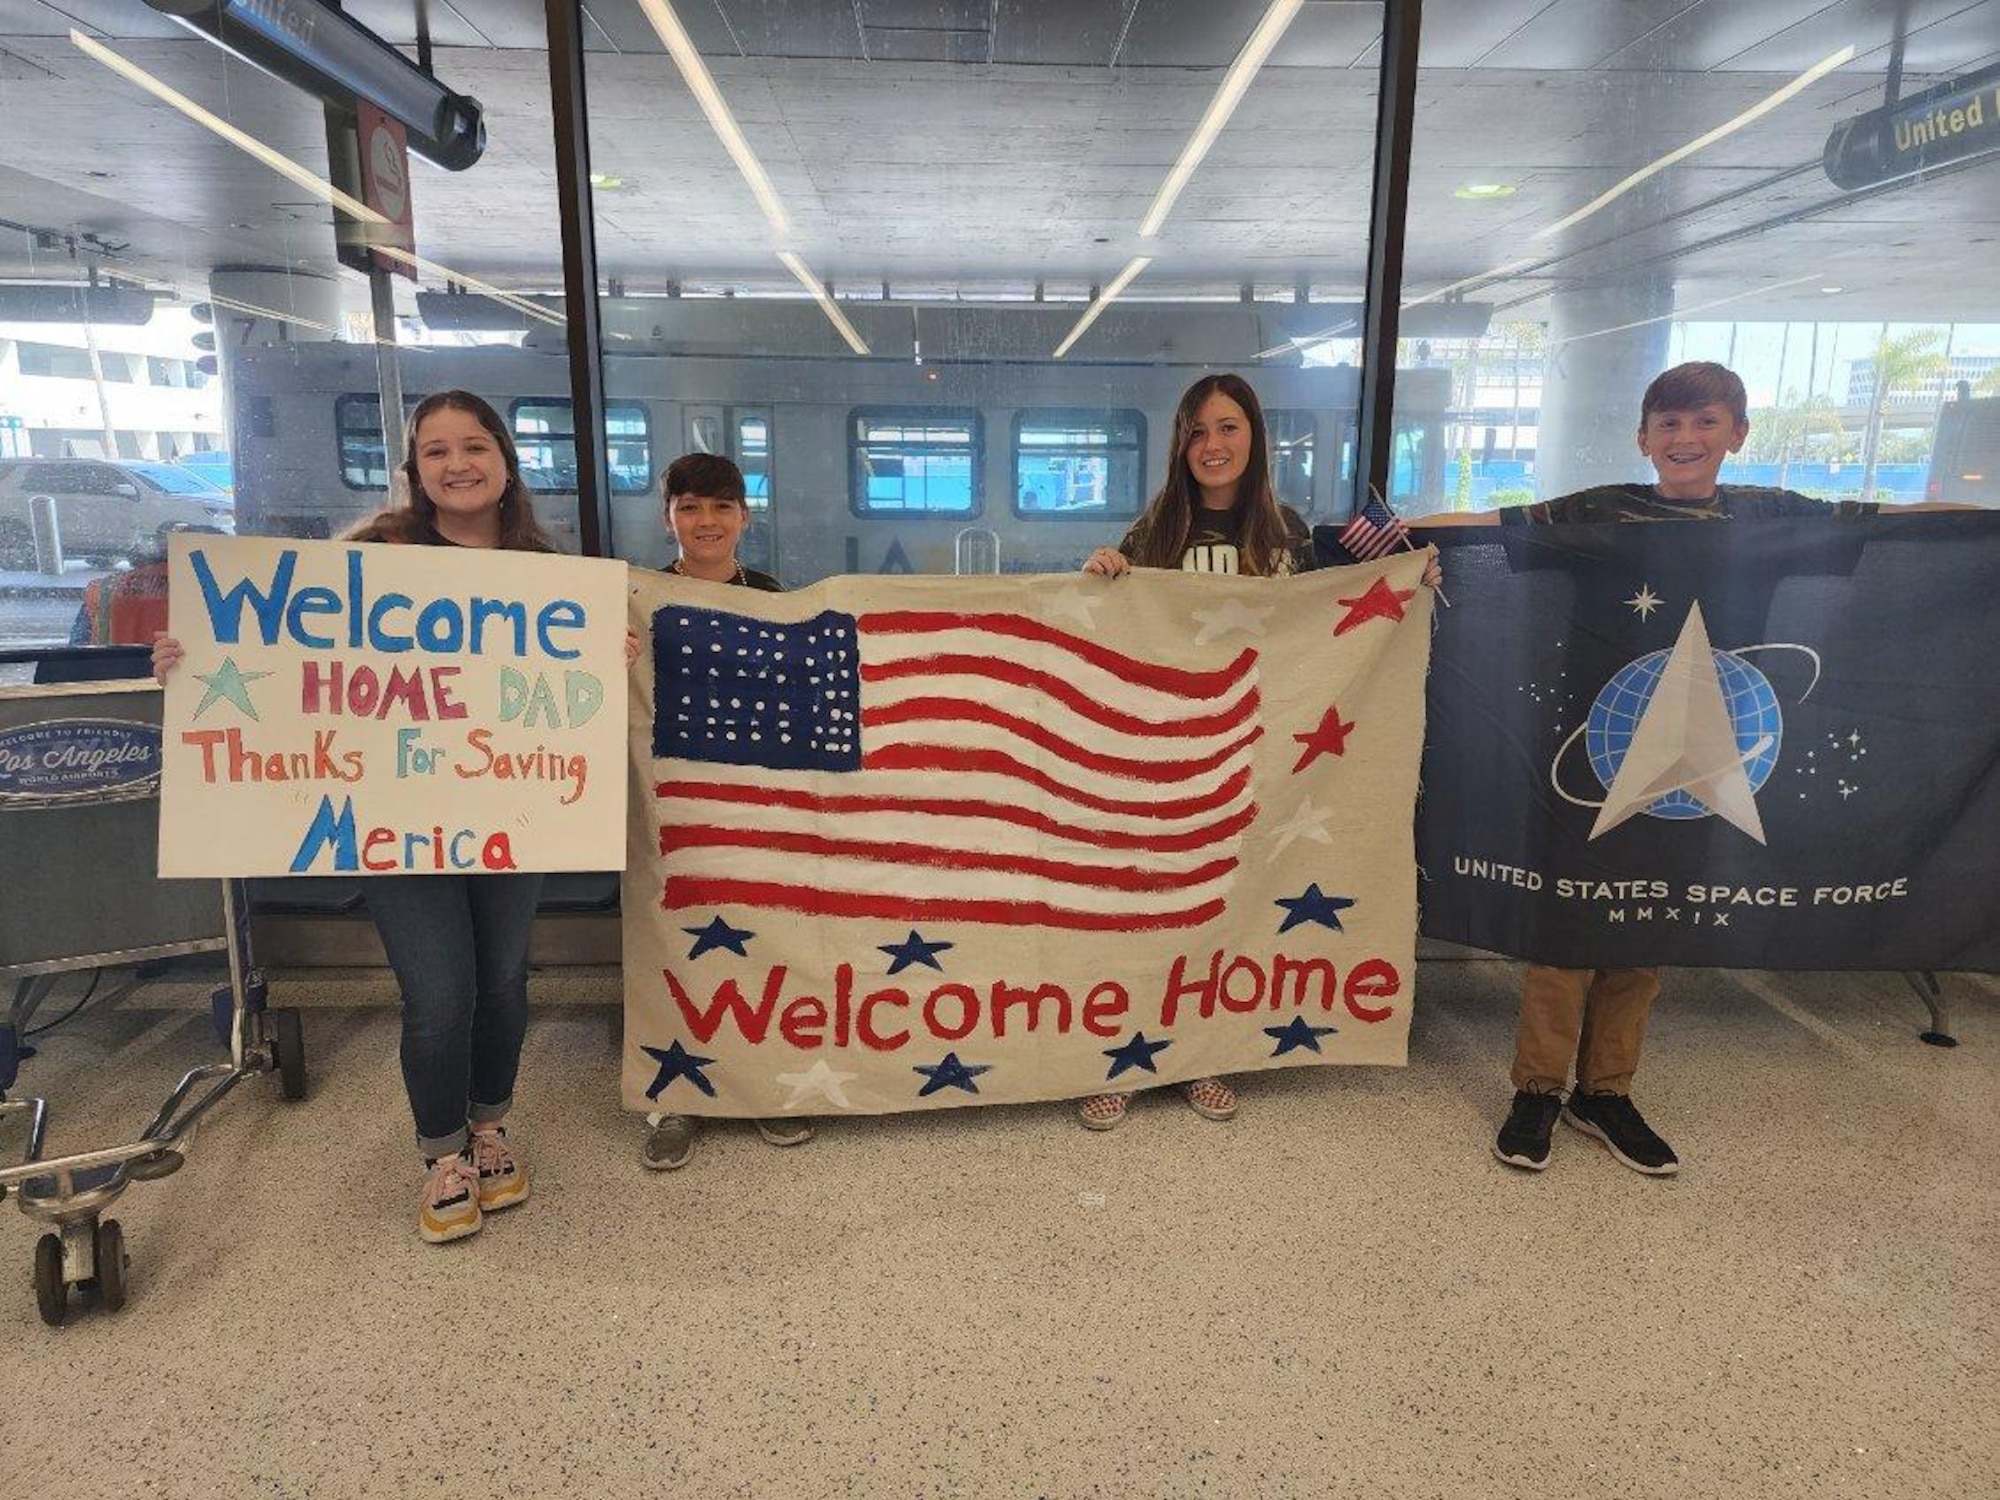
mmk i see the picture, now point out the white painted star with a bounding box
[1271,797,1335,855]
[1625,584,1663,620]
[1190,598,1275,646]
[1839,784,1857,800]
[772,1058,860,1112]
[1044,589,1102,628]
[1846,730,1862,749]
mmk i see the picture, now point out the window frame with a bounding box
[1009,407,1147,522]
[848,405,984,519]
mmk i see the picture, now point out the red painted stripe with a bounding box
[861,654,1260,737]
[859,611,1254,698]
[655,779,1259,853]
[858,748,1252,817]
[662,825,1238,892]
[863,699,1262,780]
[663,876,1227,932]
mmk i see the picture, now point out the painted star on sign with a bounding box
[913,1051,991,1098]
[1332,576,1415,636]
[879,929,954,975]
[1590,602,1767,845]
[1102,1030,1172,1080]
[192,656,273,721]
[682,914,755,960]
[1291,705,1356,773]
[1625,584,1663,620]
[1190,598,1275,646]
[641,1039,718,1100]
[1270,798,1335,855]
[1264,1015,1338,1056]
[1045,588,1102,628]
[773,1058,860,1111]
[1275,883,1356,935]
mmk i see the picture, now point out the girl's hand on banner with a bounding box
[1422,553,1443,590]
[1082,547,1130,579]
[625,628,641,667]
[151,632,183,685]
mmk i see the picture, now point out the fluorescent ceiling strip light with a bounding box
[1251,318,1357,362]
[1053,257,1153,359]
[370,246,567,329]
[777,251,869,354]
[1139,0,1304,239]
[70,30,387,227]
[1555,272,1823,347]
[637,0,793,238]
[1535,45,1856,241]
[204,292,334,334]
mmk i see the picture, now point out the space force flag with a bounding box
[622,557,1435,1116]
[1417,515,2000,971]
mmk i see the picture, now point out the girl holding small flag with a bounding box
[1077,373,1438,1131]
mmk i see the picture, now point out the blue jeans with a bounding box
[363,873,544,1161]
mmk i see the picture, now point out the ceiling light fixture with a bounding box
[71,30,388,226]
[777,251,870,355]
[1053,257,1154,359]
[1138,0,1304,239]
[1251,319,1357,362]
[636,0,793,238]
[1536,45,1856,242]
[1454,182,1516,200]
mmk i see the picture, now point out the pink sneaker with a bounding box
[469,1126,530,1213]
[419,1153,482,1244]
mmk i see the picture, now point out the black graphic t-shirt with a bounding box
[1117,503,1314,575]
[1502,482,1879,526]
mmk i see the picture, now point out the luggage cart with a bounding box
[0,879,305,1326]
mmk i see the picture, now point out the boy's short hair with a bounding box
[1640,361,1749,427]
[663,452,747,506]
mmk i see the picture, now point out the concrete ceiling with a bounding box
[0,0,1994,329]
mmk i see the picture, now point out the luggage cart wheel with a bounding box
[271,1008,307,1102]
[33,1233,66,1327]
[92,1219,127,1313]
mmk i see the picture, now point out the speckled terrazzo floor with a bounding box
[1,959,1993,1500]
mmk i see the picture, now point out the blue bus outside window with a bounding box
[1011,409,1145,520]
[850,408,982,516]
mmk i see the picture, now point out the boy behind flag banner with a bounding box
[1413,361,1973,1179]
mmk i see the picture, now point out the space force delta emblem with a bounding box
[1417,515,2000,972]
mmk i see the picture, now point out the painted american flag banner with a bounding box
[621,555,1435,1116]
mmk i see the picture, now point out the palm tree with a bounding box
[1746,389,1846,489]
[1858,326,1948,502]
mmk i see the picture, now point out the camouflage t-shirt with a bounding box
[1118,503,1315,575]
[1500,483,1879,526]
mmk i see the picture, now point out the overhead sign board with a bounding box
[1824,63,2000,191]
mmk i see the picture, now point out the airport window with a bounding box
[850,409,982,517]
[335,393,426,491]
[1012,410,1144,520]
[1267,410,1316,514]
[16,342,99,381]
[737,411,773,510]
[510,400,652,496]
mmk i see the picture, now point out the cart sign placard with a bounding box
[158,535,628,877]
[0,719,160,807]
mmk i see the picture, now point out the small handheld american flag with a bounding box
[1337,491,1411,562]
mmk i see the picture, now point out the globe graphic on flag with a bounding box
[1584,648,1784,820]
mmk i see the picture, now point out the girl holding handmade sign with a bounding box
[1078,373,1439,1131]
[154,390,559,1243]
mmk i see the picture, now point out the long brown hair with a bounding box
[1126,373,1289,575]
[349,389,557,552]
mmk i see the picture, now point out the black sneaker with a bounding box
[1563,1091,1680,1176]
[1493,1090,1563,1170]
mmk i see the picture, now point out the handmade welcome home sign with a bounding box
[622,557,1434,1116]
[158,534,627,877]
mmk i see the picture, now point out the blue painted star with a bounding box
[640,1039,718,1100]
[1102,1030,1172,1081]
[913,1051,991,1098]
[681,914,754,960]
[1275,883,1356,935]
[1265,1015,1339,1056]
[192,656,273,721]
[879,929,954,976]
